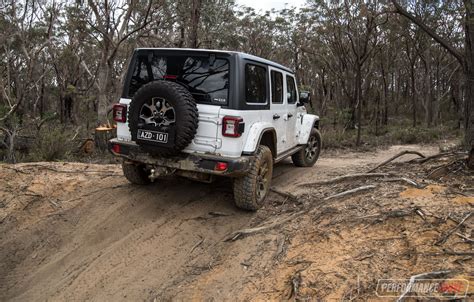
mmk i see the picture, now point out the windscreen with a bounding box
[127,52,230,105]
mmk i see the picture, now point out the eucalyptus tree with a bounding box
[0,0,60,162]
[391,0,474,167]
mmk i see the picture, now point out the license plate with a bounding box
[137,129,168,143]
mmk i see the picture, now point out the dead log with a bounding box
[368,150,426,173]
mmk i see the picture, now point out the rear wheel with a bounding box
[233,145,273,211]
[122,161,152,185]
[292,128,322,167]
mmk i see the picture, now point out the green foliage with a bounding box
[321,124,461,150]
[26,126,73,162]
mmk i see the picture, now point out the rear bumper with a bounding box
[108,138,250,177]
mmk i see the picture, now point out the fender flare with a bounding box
[242,122,277,157]
[297,114,320,145]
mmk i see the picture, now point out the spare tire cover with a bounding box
[128,80,198,156]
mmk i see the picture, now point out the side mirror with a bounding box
[299,91,311,104]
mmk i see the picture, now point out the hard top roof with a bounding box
[135,48,294,74]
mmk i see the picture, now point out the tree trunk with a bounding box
[97,52,113,124]
[356,62,362,146]
[466,0,474,168]
[381,61,389,125]
[189,0,202,48]
[410,63,417,127]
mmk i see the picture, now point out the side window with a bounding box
[271,70,283,104]
[286,75,297,104]
[245,64,267,104]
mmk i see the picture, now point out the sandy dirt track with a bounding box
[1,144,473,301]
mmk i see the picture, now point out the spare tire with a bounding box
[128,80,198,156]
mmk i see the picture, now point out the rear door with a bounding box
[183,104,221,153]
[285,74,298,148]
[269,67,288,153]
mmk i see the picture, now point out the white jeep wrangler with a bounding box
[109,48,321,211]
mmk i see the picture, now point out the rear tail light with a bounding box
[112,144,121,153]
[214,162,228,171]
[222,116,244,137]
[163,75,177,80]
[113,104,127,122]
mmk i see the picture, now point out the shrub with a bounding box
[27,126,73,161]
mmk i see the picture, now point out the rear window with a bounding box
[245,64,267,104]
[271,70,283,104]
[286,75,297,104]
[127,52,230,105]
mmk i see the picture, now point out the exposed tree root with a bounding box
[224,211,304,242]
[323,185,377,201]
[435,212,473,246]
[299,173,390,186]
[382,177,422,188]
[411,151,467,164]
[270,187,299,202]
[368,150,426,173]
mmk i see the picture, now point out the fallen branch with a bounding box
[289,272,302,299]
[411,151,467,164]
[350,208,415,222]
[396,270,451,302]
[270,187,299,201]
[381,177,422,188]
[224,211,303,242]
[421,250,474,256]
[48,199,61,208]
[368,150,425,173]
[274,235,288,261]
[455,233,474,244]
[189,237,204,254]
[435,212,473,246]
[442,250,474,256]
[354,252,374,261]
[299,173,389,186]
[324,185,377,201]
[427,160,463,179]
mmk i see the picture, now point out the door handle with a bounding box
[287,113,293,118]
[273,114,280,120]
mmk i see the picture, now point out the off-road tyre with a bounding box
[292,128,322,167]
[128,80,198,156]
[122,161,152,185]
[233,145,273,211]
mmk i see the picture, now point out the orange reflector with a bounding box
[215,161,228,171]
[112,144,120,153]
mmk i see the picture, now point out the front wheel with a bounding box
[122,161,152,185]
[292,128,322,167]
[233,145,273,211]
